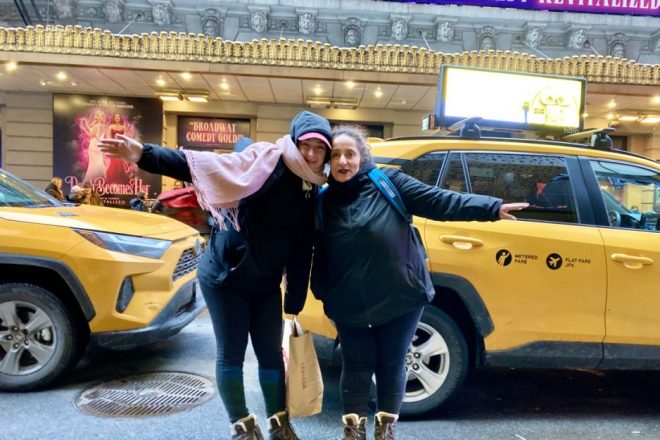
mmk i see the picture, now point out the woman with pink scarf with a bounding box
[98,111,332,440]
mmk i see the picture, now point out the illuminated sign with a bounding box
[435,65,586,133]
[177,117,251,151]
[381,0,659,17]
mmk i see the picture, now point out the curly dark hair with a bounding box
[331,125,372,165]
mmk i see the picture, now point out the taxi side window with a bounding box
[401,152,446,186]
[443,154,467,193]
[458,152,579,224]
[590,160,660,231]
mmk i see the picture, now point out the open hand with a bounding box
[499,203,529,220]
[97,134,144,163]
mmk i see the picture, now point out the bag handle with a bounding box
[288,317,304,337]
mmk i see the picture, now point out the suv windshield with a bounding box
[0,169,62,208]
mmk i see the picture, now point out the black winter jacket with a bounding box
[137,145,315,313]
[311,164,502,328]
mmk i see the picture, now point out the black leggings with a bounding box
[336,306,424,416]
[200,279,285,423]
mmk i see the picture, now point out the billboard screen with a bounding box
[435,65,586,133]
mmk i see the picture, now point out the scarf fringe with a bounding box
[207,207,240,231]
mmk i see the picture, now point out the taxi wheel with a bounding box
[0,283,84,391]
[400,307,469,416]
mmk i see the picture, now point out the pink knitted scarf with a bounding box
[183,135,326,230]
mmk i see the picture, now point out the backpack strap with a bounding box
[370,168,429,265]
[368,167,411,223]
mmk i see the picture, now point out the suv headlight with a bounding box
[75,229,171,259]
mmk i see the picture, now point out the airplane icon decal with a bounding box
[546,253,563,270]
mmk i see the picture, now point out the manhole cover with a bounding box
[75,372,215,418]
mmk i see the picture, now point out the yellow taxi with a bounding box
[0,168,204,391]
[299,66,660,416]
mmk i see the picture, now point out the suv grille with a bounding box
[173,248,201,282]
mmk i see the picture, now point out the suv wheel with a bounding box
[0,283,84,391]
[400,307,469,416]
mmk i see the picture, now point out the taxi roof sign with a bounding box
[434,65,586,134]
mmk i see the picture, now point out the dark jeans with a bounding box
[336,306,424,416]
[199,279,285,423]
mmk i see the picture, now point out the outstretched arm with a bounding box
[385,168,527,221]
[98,134,192,182]
[97,134,144,163]
[499,203,529,220]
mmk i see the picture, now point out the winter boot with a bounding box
[342,413,367,440]
[267,411,300,440]
[231,414,265,440]
[374,411,398,440]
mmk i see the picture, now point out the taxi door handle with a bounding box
[440,235,484,250]
[611,253,654,270]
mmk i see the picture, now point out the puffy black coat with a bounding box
[311,164,502,328]
[137,111,331,312]
[139,147,317,311]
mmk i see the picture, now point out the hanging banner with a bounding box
[53,94,163,208]
[177,116,251,152]
[381,0,659,17]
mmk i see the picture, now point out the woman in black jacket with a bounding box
[311,126,527,440]
[98,111,332,440]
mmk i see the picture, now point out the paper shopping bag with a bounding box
[282,318,324,418]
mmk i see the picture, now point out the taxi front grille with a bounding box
[173,248,201,282]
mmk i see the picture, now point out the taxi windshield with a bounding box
[0,169,62,208]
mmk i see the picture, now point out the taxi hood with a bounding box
[0,204,196,239]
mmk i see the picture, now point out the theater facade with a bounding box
[0,0,658,189]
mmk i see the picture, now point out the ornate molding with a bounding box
[0,25,658,85]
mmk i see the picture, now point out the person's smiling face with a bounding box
[330,134,361,182]
[298,138,327,173]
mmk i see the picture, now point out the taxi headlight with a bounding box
[75,229,171,259]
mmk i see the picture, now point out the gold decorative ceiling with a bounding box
[1,25,659,85]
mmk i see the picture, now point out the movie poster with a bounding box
[53,94,163,208]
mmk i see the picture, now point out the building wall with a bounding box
[0,91,53,188]
[163,100,424,143]
[626,134,660,161]
[641,134,660,161]
[1,0,658,63]
[2,91,656,189]
[0,92,429,186]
